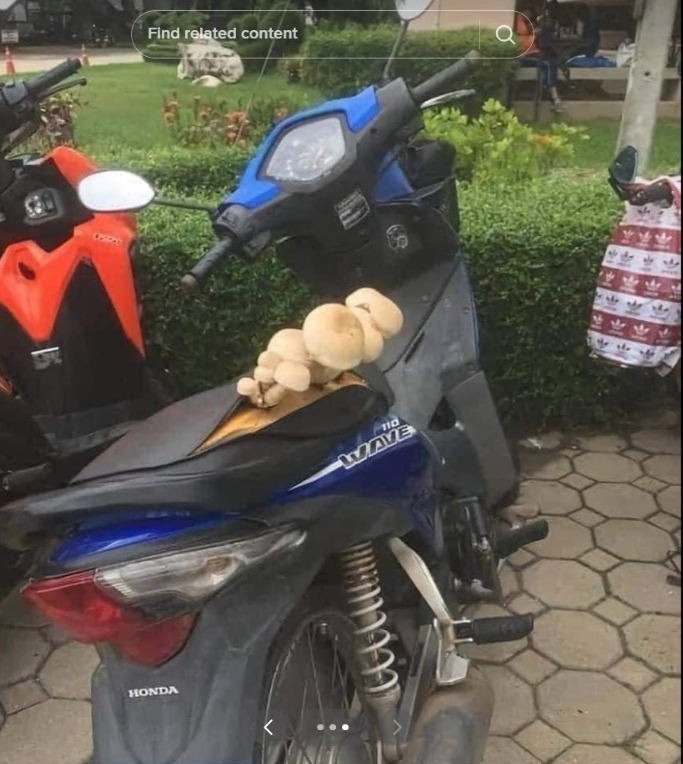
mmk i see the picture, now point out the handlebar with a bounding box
[181,237,236,292]
[412,50,482,105]
[1,58,83,142]
[24,58,82,99]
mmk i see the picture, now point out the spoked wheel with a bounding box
[255,590,379,764]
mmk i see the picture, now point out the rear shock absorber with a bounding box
[339,542,399,697]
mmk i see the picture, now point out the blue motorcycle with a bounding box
[1,6,550,762]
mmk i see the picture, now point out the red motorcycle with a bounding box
[0,59,168,505]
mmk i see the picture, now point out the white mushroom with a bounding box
[267,329,309,365]
[237,377,259,397]
[257,350,282,369]
[309,361,343,386]
[263,383,287,407]
[303,304,365,370]
[349,306,385,363]
[345,288,403,338]
[274,361,311,392]
[254,365,275,385]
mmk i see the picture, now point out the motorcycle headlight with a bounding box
[263,116,347,183]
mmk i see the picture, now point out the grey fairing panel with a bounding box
[91,499,413,764]
[383,258,479,428]
[93,550,317,764]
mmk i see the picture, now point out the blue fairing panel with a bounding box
[223,86,381,209]
[374,154,414,202]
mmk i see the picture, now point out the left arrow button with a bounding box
[264,720,274,737]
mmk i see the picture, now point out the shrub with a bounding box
[91,146,251,195]
[160,92,313,148]
[460,174,660,427]
[88,147,663,429]
[301,25,516,100]
[26,91,85,151]
[424,99,588,184]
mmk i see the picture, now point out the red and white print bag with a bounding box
[588,176,681,375]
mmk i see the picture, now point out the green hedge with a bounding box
[90,146,664,428]
[301,25,517,100]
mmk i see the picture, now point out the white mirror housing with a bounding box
[77,170,156,213]
[394,0,434,22]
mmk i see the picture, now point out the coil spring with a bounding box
[339,542,399,696]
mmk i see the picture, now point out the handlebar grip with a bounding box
[25,58,82,99]
[412,50,482,105]
[181,238,235,292]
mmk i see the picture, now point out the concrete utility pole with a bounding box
[617,0,678,174]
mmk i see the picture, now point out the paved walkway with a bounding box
[0,413,680,764]
[6,46,142,74]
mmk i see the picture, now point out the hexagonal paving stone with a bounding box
[538,671,645,744]
[644,455,681,485]
[634,730,681,764]
[0,680,47,715]
[508,649,557,686]
[520,453,573,481]
[532,611,622,670]
[483,736,541,764]
[609,562,681,615]
[0,698,92,764]
[0,627,51,687]
[658,485,681,518]
[571,508,606,528]
[0,590,49,629]
[514,719,571,762]
[531,517,592,559]
[648,512,681,533]
[518,481,582,515]
[523,560,605,610]
[634,475,668,494]
[575,453,642,483]
[481,665,536,736]
[631,428,681,455]
[561,473,594,491]
[592,598,638,626]
[577,433,628,453]
[624,614,681,675]
[509,593,546,617]
[579,548,620,572]
[39,642,99,700]
[608,657,658,693]
[584,483,658,520]
[554,744,641,764]
[595,519,673,562]
[623,449,649,463]
[643,677,681,744]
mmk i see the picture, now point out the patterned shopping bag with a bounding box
[588,177,681,375]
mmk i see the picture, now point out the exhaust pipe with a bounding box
[402,668,493,764]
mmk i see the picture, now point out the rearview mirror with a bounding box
[610,146,639,186]
[394,0,434,22]
[78,170,156,213]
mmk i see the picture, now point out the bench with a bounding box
[511,65,681,121]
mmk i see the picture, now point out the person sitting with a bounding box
[515,4,564,112]
[568,4,601,60]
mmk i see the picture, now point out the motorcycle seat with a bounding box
[0,375,387,533]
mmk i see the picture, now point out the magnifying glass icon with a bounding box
[495,24,515,44]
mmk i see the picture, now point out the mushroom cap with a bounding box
[237,377,259,397]
[257,350,282,369]
[350,306,385,363]
[267,329,309,365]
[263,383,287,407]
[345,288,403,339]
[303,304,365,370]
[254,365,275,385]
[274,360,311,392]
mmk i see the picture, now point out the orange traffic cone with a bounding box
[80,43,90,67]
[5,46,16,77]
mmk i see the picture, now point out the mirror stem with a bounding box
[154,197,215,213]
[381,19,409,84]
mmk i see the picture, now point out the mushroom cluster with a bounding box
[237,288,403,408]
